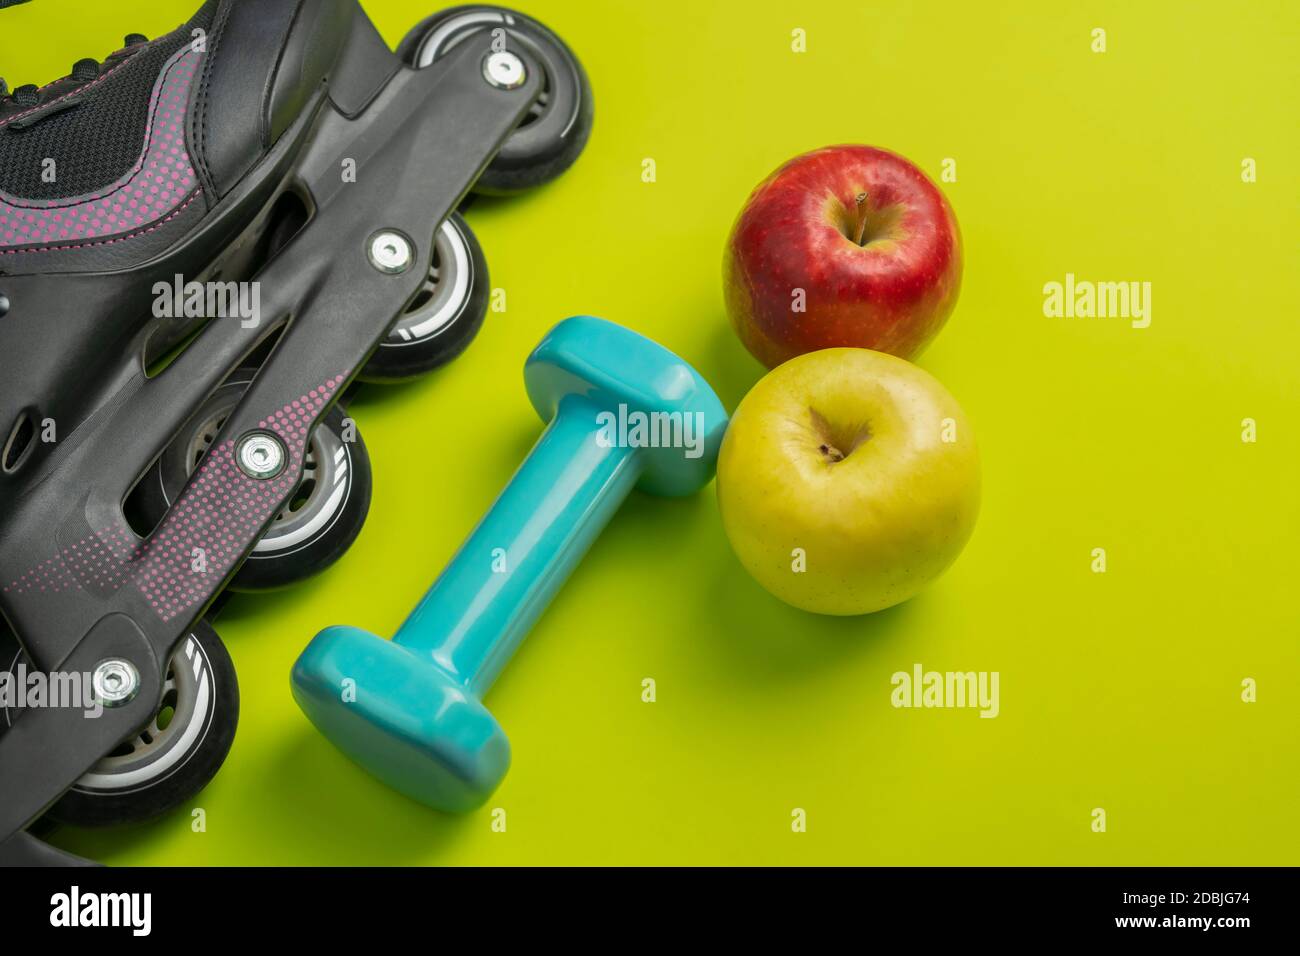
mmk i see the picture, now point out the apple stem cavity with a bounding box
[853,192,870,246]
[809,408,870,464]
[819,443,847,463]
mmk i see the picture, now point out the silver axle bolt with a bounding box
[482,50,526,90]
[93,658,140,707]
[368,230,414,274]
[236,432,286,479]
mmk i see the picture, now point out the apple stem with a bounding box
[819,443,846,463]
[853,192,870,246]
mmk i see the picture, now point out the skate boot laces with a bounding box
[0,33,148,110]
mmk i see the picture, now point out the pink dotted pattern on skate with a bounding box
[2,374,349,623]
[0,45,202,252]
[131,374,348,621]
[0,526,137,596]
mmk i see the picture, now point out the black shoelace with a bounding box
[1,33,148,108]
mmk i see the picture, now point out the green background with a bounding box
[3,0,1296,864]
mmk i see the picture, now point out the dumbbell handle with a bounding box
[393,392,641,695]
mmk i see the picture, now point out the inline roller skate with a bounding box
[0,0,592,864]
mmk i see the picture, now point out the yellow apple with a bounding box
[717,349,980,615]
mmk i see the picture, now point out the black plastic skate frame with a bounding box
[0,22,543,864]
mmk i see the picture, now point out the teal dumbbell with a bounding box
[292,316,728,810]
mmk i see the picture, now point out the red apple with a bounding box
[724,145,962,368]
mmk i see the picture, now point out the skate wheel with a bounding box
[135,369,373,591]
[25,619,240,828]
[400,5,593,194]
[360,211,489,382]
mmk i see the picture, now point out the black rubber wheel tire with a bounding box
[360,211,489,382]
[136,370,373,591]
[38,619,239,828]
[398,5,593,194]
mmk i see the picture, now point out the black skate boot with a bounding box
[0,0,592,864]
